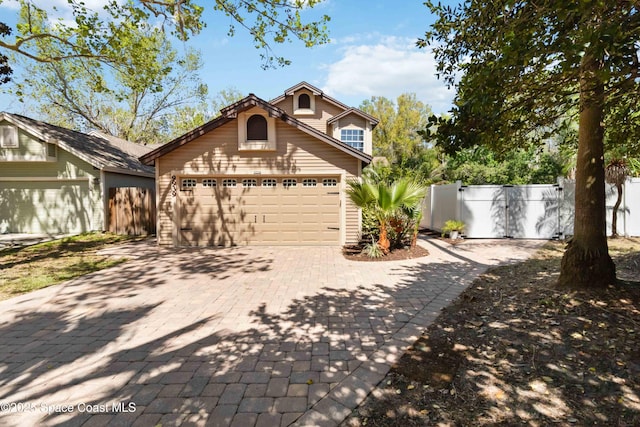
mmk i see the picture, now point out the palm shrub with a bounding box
[347,174,426,254]
[605,158,630,237]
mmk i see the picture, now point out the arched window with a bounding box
[247,115,268,140]
[298,93,311,109]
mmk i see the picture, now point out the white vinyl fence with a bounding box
[421,177,640,239]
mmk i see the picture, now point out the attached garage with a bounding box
[140,89,376,247]
[177,176,340,246]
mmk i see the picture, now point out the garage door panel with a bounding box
[179,176,340,246]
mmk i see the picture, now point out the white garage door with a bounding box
[178,176,340,246]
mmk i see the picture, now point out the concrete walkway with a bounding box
[0,237,544,426]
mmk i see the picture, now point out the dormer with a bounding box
[327,109,378,156]
[270,82,379,155]
[271,82,348,134]
[286,82,322,117]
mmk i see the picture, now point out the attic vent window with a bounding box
[247,115,268,141]
[298,94,311,109]
[47,143,57,158]
[238,112,276,151]
[294,92,315,115]
[0,125,18,148]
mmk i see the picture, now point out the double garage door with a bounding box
[0,180,91,234]
[178,176,340,246]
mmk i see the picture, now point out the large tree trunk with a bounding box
[558,53,616,288]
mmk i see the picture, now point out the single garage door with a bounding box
[178,176,340,246]
[0,180,92,234]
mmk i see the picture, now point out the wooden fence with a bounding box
[108,187,156,235]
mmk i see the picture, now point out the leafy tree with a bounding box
[210,87,245,115]
[161,87,245,139]
[0,22,11,84]
[15,15,208,144]
[360,93,432,160]
[444,146,570,185]
[421,1,640,288]
[0,0,330,81]
[360,94,440,183]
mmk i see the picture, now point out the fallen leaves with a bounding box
[343,239,640,427]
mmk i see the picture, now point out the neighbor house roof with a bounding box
[0,112,154,177]
[140,94,373,166]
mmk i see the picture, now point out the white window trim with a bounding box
[0,125,19,148]
[237,111,276,151]
[332,118,373,155]
[181,178,197,189]
[294,91,315,115]
[340,128,365,151]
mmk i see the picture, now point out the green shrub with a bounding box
[442,220,465,234]
[363,237,384,258]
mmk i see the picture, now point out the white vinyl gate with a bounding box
[459,185,563,239]
[421,178,640,239]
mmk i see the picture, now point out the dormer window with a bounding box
[0,125,18,148]
[294,92,315,115]
[247,115,268,140]
[237,111,276,150]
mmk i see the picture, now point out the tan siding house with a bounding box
[0,113,154,234]
[141,82,378,247]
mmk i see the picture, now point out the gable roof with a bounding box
[326,108,380,127]
[0,112,154,176]
[271,82,378,129]
[140,94,373,166]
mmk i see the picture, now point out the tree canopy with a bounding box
[360,94,442,183]
[0,0,330,80]
[421,1,640,288]
[13,12,209,145]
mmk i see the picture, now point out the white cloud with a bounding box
[0,0,122,27]
[322,36,455,114]
[0,0,19,10]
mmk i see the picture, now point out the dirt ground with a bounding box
[343,244,429,262]
[342,238,640,427]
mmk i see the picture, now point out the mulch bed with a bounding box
[342,244,429,262]
[342,238,640,426]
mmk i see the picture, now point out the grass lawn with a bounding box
[0,232,136,301]
[345,237,640,427]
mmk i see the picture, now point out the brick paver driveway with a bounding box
[0,237,544,426]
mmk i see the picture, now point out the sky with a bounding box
[0,0,458,116]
